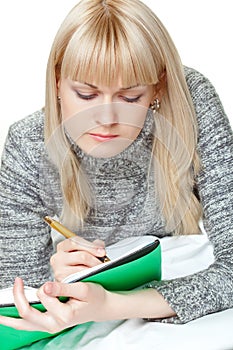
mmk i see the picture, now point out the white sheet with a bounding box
[26,233,233,350]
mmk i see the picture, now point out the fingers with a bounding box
[36,282,91,328]
[93,239,105,249]
[57,236,106,258]
[50,250,103,281]
[39,281,109,324]
[0,278,94,333]
[41,281,89,301]
[53,250,103,267]
[4,277,53,332]
[10,278,81,333]
[0,279,108,333]
[13,277,37,317]
[51,237,106,281]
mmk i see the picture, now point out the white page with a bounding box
[0,286,39,306]
[106,235,158,260]
[62,235,158,284]
[0,235,158,305]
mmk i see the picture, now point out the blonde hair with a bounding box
[45,0,202,234]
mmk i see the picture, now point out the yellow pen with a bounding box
[43,216,110,262]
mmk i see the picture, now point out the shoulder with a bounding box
[8,109,44,143]
[183,66,216,104]
[183,66,229,130]
[2,109,46,167]
[183,66,205,83]
[184,67,232,158]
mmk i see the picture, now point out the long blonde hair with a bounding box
[45,0,202,234]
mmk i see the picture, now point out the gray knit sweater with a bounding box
[0,67,232,324]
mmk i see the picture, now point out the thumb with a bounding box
[41,281,89,300]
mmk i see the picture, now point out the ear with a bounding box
[152,71,167,102]
[57,79,61,97]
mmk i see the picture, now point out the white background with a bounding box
[0,0,232,154]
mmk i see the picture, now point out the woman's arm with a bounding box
[0,277,175,333]
[0,110,55,288]
[145,67,233,324]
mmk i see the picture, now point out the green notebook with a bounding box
[0,235,161,350]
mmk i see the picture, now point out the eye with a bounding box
[75,91,97,100]
[122,95,142,103]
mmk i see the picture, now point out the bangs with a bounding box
[60,11,162,87]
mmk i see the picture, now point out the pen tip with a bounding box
[44,216,52,225]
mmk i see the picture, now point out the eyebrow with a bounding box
[84,82,140,90]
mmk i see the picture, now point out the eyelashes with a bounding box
[75,91,97,100]
[122,95,142,103]
[75,91,142,103]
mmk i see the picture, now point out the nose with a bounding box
[95,101,118,126]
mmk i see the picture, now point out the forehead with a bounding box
[73,80,143,89]
[64,78,152,93]
[60,36,160,89]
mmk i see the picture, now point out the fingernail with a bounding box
[43,282,53,294]
[97,247,105,253]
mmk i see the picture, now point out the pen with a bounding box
[43,216,110,263]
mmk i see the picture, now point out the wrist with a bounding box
[103,288,176,321]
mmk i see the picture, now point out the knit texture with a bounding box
[0,67,232,323]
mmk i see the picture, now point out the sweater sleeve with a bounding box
[145,68,233,323]
[0,114,55,288]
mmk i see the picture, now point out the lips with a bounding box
[89,133,119,142]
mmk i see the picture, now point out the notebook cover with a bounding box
[0,239,161,350]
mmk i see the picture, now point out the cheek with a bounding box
[59,86,91,120]
[60,97,81,120]
[117,103,148,127]
[123,107,149,139]
[61,104,97,143]
[60,99,100,126]
[122,125,141,140]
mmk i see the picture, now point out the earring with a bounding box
[150,98,160,114]
[57,96,61,102]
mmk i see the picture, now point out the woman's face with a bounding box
[58,77,156,157]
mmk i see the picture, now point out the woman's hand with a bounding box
[0,277,110,333]
[51,237,107,281]
[0,278,175,334]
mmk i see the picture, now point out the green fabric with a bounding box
[0,243,161,349]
